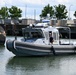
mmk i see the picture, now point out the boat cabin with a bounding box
[22,23,59,45]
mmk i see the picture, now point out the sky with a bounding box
[0,0,76,20]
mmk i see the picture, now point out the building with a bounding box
[22,19,36,25]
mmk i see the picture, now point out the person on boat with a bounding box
[59,34,62,38]
[49,33,56,55]
[59,34,62,44]
[49,33,54,44]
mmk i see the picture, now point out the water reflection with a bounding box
[6,56,56,75]
[0,45,5,53]
[0,45,12,75]
[0,45,5,60]
[7,57,53,68]
[6,55,76,75]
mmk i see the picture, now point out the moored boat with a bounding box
[6,23,76,56]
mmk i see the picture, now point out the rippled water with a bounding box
[0,36,76,75]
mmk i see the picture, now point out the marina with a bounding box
[0,0,76,74]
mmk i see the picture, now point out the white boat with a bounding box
[6,23,76,56]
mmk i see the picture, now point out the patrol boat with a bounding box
[6,23,76,56]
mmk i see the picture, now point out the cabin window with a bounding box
[23,28,44,39]
[53,32,56,40]
[44,32,49,40]
[24,32,31,39]
[31,32,44,38]
[56,32,59,40]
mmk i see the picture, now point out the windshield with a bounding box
[23,28,44,39]
[31,32,43,38]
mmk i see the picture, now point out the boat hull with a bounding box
[6,40,76,56]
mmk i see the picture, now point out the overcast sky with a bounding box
[0,0,76,20]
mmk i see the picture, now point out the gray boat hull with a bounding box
[6,40,76,56]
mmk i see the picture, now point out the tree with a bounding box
[74,11,76,18]
[9,6,22,19]
[40,4,54,18]
[54,4,68,20]
[0,7,9,19]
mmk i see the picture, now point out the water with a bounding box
[1,36,76,75]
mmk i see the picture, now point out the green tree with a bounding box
[0,7,9,19]
[40,4,54,18]
[54,4,68,19]
[9,6,22,19]
[74,11,76,18]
